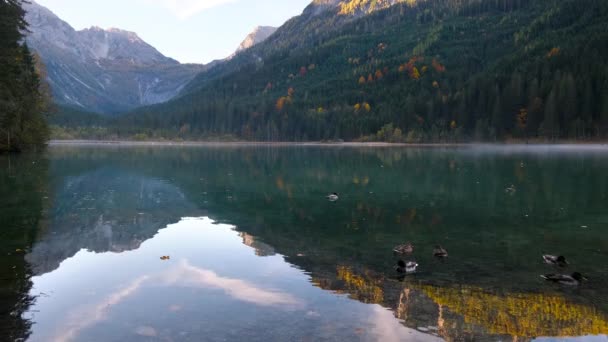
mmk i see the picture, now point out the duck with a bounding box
[433,245,448,258]
[395,260,418,274]
[326,193,339,202]
[543,254,569,267]
[541,272,587,286]
[393,242,414,254]
[505,185,517,194]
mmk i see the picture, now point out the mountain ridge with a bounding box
[235,26,278,53]
[24,0,206,114]
[110,0,608,142]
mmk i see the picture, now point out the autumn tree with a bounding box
[375,70,383,80]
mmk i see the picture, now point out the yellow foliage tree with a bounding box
[411,67,421,80]
[358,76,366,85]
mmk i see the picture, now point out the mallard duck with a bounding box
[541,272,587,286]
[505,185,517,194]
[326,193,339,201]
[543,254,569,267]
[433,245,448,258]
[395,260,418,274]
[393,243,413,254]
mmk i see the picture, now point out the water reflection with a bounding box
[26,217,433,342]
[26,169,200,275]
[1,145,607,340]
[0,154,48,341]
[415,285,608,338]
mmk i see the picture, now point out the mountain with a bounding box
[23,0,207,114]
[26,168,201,276]
[235,26,278,53]
[65,0,608,141]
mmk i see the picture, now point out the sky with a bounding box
[34,0,312,64]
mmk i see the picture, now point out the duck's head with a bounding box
[396,260,406,268]
[571,272,587,281]
[557,255,568,264]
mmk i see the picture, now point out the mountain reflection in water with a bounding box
[2,145,606,341]
[26,218,436,342]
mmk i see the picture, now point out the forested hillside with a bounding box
[0,0,49,152]
[65,0,608,142]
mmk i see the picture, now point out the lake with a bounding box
[1,144,608,341]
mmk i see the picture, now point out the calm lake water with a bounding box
[1,144,608,341]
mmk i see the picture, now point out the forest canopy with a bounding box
[51,0,608,142]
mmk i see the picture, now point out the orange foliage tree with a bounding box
[432,58,446,73]
[375,70,383,80]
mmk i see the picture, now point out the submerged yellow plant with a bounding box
[336,266,384,303]
[416,284,608,338]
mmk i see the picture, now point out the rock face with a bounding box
[235,26,278,53]
[23,1,207,114]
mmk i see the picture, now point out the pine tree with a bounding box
[543,87,560,140]
[0,1,49,152]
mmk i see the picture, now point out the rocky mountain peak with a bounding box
[235,26,278,53]
[22,0,206,114]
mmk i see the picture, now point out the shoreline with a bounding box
[48,140,608,148]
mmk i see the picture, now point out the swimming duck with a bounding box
[505,185,517,195]
[395,260,418,274]
[326,193,339,202]
[433,245,448,258]
[541,272,587,286]
[393,243,414,254]
[543,254,569,267]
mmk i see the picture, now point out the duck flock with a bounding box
[392,243,587,286]
[326,193,587,286]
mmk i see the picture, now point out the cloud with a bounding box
[368,305,443,342]
[50,260,300,341]
[145,0,238,19]
[54,275,151,342]
[165,260,302,308]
